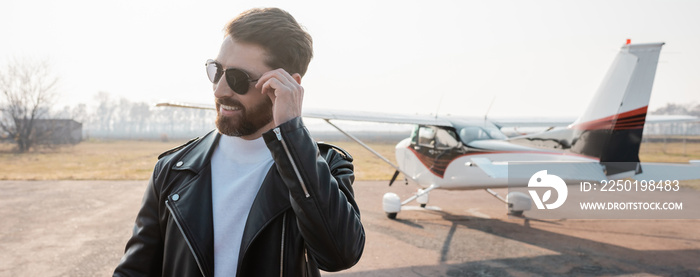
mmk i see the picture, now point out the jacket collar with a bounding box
[171,130,220,173]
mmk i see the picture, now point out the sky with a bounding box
[1,0,699,119]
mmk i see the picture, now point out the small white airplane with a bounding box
[159,41,700,219]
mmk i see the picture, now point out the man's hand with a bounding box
[256,68,303,126]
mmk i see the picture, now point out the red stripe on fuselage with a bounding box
[407,147,599,178]
[570,106,647,131]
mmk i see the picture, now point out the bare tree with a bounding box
[0,58,59,152]
[93,91,117,137]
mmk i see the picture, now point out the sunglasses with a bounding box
[206,59,259,95]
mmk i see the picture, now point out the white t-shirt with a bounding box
[211,134,274,277]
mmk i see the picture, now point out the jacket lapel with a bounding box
[238,167,291,266]
[168,131,219,276]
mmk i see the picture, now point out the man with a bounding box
[114,8,365,276]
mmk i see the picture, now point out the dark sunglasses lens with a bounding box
[225,69,251,95]
[206,62,221,83]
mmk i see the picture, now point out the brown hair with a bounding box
[225,8,313,77]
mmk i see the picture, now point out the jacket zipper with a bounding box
[279,213,287,277]
[165,200,206,277]
[273,128,310,198]
[304,247,309,275]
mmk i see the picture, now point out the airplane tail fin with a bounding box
[569,42,664,177]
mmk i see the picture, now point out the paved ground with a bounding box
[1,180,699,276]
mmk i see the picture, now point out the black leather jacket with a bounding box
[114,118,365,276]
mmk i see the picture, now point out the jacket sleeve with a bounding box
[263,117,365,271]
[113,163,165,276]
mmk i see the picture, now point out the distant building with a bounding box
[33,119,82,144]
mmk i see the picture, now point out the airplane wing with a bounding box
[156,102,215,110]
[154,103,699,127]
[470,157,608,181]
[490,115,699,128]
[154,103,453,126]
[471,157,700,182]
[303,108,453,127]
[646,115,700,124]
[634,162,700,181]
[489,117,576,128]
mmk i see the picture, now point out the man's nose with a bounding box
[213,75,234,98]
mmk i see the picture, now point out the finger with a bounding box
[261,77,290,97]
[270,68,297,84]
[255,69,284,89]
[263,77,304,111]
[256,68,298,89]
[260,77,303,103]
[265,87,277,103]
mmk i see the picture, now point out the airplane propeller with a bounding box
[388,170,400,186]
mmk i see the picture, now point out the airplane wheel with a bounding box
[506,191,532,216]
[509,210,524,217]
[420,204,426,208]
[382,192,401,219]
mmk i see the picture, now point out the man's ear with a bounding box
[292,73,302,84]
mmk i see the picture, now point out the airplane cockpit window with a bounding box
[415,126,461,149]
[458,126,506,144]
[434,128,460,149]
[417,126,435,147]
[410,126,420,145]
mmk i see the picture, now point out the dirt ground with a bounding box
[1,180,699,276]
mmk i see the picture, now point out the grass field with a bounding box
[0,139,401,181]
[0,140,182,180]
[2,137,700,182]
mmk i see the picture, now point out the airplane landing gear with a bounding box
[416,188,429,208]
[382,193,401,219]
[506,191,532,216]
[382,185,439,219]
[485,189,532,216]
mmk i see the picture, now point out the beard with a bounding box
[215,97,274,137]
